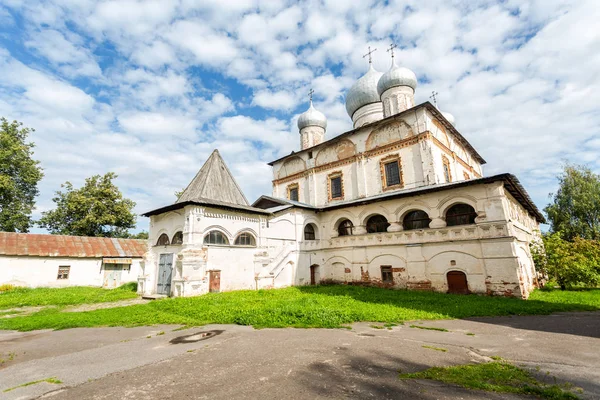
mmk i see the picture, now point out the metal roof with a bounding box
[0,233,147,258]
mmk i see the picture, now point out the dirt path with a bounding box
[0,298,151,318]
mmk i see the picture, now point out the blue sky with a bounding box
[0,0,598,233]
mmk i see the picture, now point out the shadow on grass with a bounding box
[296,285,600,338]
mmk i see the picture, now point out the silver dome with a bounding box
[345,65,384,118]
[441,111,456,126]
[297,101,327,130]
[377,61,417,96]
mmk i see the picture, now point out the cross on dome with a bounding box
[362,46,377,64]
[387,43,398,60]
[430,91,439,108]
[308,88,314,103]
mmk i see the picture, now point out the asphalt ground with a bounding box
[0,312,598,399]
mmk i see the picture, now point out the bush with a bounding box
[536,233,600,290]
[0,284,16,292]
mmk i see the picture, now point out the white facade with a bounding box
[140,58,544,300]
[0,256,141,288]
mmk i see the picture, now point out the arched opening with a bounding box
[366,214,390,233]
[402,210,431,230]
[304,224,317,240]
[156,233,170,246]
[447,271,469,294]
[203,230,229,245]
[172,231,183,245]
[310,264,320,285]
[337,219,354,236]
[234,232,256,246]
[446,204,477,226]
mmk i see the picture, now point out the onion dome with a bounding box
[441,111,456,126]
[377,60,418,96]
[297,101,327,130]
[345,65,384,118]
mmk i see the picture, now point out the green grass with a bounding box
[422,345,447,352]
[399,362,578,399]
[0,283,138,310]
[3,377,62,393]
[0,285,598,331]
[410,325,449,332]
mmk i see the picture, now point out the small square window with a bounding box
[57,266,70,280]
[308,151,313,159]
[384,161,401,187]
[381,266,393,284]
[330,176,342,199]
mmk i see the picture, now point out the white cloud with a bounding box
[252,89,297,110]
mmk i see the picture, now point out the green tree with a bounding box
[539,233,600,290]
[131,231,148,240]
[545,164,600,241]
[39,172,136,238]
[0,118,44,232]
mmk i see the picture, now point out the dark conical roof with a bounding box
[176,149,249,206]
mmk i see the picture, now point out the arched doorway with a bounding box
[447,271,469,294]
[310,264,320,285]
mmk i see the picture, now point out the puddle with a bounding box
[170,330,224,344]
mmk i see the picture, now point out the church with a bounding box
[138,49,544,299]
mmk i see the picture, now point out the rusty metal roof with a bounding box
[0,233,148,258]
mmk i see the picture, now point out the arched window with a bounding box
[403,210,431,230]
[304,224,317,240]
[156,233,170,246]
[338,219,354,236]
[234,232,256,246]
[203,230,229,245]
[446,204,477,226]
[366,215,390,233]
[172,231,183,245]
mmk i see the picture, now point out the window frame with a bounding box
[380,265,393,284]
[203,230,230,246]
[156,233,170,246]
[442,155,452,183]
[337,219,354,236]
[403,210,431,231]
[445,204,478,227]
[366,215,390,234]
[328,171,344,201]
[171,231,183,245]
[380,154,403,191]
[304,224,316,240]
[234,232,256,247]
[57,265,70,280]
[287,183,299,202]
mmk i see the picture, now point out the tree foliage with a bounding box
[131,231,148,240]
[545,164,600,241]
[38,173,136,238]
[0,118,44,232]
[533,233,600,290]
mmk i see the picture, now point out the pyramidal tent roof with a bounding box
[176,149,249,206]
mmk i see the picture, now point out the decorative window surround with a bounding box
[327,171,344,201]
[379,153,404,191]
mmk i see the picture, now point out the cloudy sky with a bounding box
[0,0,598,232]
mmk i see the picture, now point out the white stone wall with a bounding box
[0,256,141,288]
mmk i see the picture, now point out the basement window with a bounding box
[381,266,393,284]
[57,266,70,280]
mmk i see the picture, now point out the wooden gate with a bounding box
[310,265,319,285]
[102,264,122,288]
[447,271,469,294]
[157,254,173,295]
[209,270,221,293]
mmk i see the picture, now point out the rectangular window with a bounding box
[384,161,401,186]
[330,176,342,199]
[57,266,70,280]
[289,187,298,201]
[381,266,393,284]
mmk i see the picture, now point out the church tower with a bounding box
[297,90,327,150]
[377,44,417,118]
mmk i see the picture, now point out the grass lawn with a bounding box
[0,285,598,331]
[399,361,579,399]
[0,283,138,310]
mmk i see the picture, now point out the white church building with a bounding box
[138,53,544,299]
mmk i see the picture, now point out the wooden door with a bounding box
[310,265,318,285]
[447,271,469,294]
[157,254,173,295]
[209,270,221,293]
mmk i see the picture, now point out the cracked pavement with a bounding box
[0,312,598,399]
